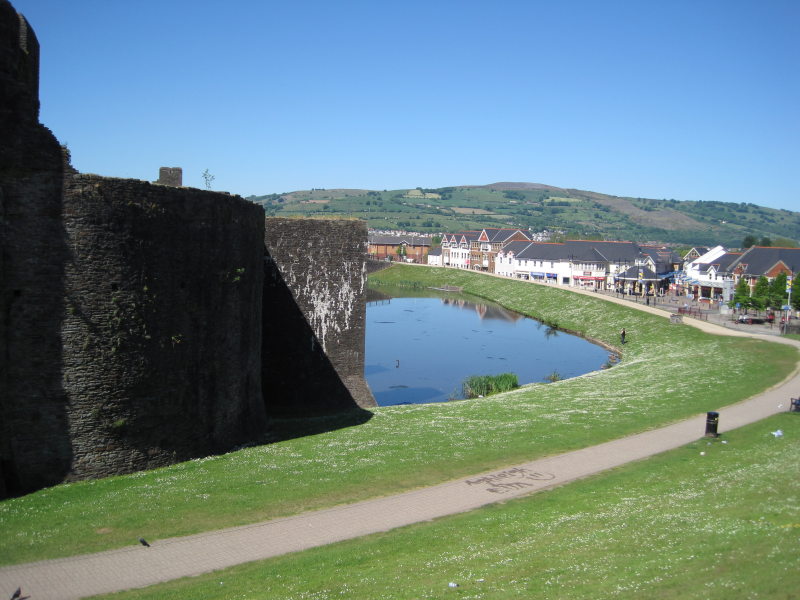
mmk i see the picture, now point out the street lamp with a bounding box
[784,273,793,335]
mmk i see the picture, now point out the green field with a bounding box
[0,266,796,568]
[247,185,800,246]
[92,413,800,599]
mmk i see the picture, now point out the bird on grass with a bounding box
[138,537,151,547]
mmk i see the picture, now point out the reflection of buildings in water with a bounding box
[366,288,393,305]
[439,297,523,322]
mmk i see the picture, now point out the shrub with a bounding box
[544,370,562,383]
[462,373,519,398]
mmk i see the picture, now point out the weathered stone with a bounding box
[59,175,268,481]
[0,0,374,497]
[155,167,182,187]
[263,218,376,416]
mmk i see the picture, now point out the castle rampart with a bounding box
[263,218,375,416]
[59,176,268,481]
[0,0,375,497]
[1,1,71,495]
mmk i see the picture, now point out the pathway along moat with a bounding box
[365,287,613,406]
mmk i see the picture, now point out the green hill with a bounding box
[247,183,800,247]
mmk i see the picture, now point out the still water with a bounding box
[365,289,611,406]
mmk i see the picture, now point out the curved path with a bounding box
[3,299,799,600]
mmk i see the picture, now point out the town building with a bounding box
[469,228,531,272]
[368,232,432,263]
[495,240,682,293]
[679,246,739,301]
[441,231,480,269]
[728,246,800,291]
[426,246,442,266]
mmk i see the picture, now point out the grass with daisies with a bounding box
[0,265,797,568]
[90,413,800,600]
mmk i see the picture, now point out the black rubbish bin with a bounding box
[705,411,719,437]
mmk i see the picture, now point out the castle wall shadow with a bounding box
[263,218,375,418]
[0,4,71,496]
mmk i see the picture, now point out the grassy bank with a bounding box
[94,413,800,599]
[1,266,796,565]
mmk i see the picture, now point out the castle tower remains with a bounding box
[156,167,182,187]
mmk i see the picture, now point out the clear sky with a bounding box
[11,0,800,209]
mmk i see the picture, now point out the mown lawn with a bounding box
[1,266,796,565]
[93,414,800,599]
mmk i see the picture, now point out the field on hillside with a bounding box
[247,184,800,246]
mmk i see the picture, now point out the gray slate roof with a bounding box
[616,265,660,280]
[482,228,530,243]
[565,240,642,263]
[369,233,431,246]
[697,251,742,274]
[500,241,535,256]
[728,247,800,276]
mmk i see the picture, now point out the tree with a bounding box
[741,235,757,248]
[730,277,752,310]
[768,273,788,310]
[202,169,215,190]
[792,273,800,311]
[751,276,770,311]
[759,237,773,247]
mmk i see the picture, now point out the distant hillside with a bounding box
[247,183,800,247]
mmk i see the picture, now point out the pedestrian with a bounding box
[620,328,626,344]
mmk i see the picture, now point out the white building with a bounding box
[441,232,479,270]
[680,245,737,301]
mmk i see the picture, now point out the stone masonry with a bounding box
[155,167,183,187]
[0,0,375,497]
[263,218,375,416]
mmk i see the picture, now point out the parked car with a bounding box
[738,314,765,324]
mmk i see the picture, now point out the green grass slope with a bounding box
[0,266,796,565]
[92,413,800,600]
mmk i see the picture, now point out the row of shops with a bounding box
[516,266,671,295]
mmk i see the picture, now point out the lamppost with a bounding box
[784,273,793,335]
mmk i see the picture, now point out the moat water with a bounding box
[365,287,611,406]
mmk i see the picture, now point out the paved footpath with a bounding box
[2,305,799,599]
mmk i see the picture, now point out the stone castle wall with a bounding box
[0,0,375,497]
[59,176,268,481]
[1,2,72,495]
[263,218,375,416]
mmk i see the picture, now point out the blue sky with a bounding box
[11,0,800,209]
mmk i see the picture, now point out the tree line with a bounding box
[731,272,799,312]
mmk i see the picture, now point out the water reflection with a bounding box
[365,288,610,406]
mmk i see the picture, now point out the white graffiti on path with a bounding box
[465,466,556,494]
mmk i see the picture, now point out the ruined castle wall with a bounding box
[60,176,268,480]
[263,218,376,416]
[2,0,376,496]
[1,1,71,495]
